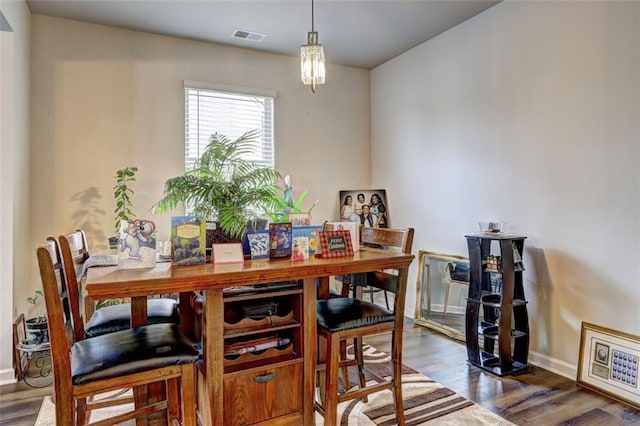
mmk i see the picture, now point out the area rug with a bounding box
[36,345,513,425]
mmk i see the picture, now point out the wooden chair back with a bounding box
[59,229,94,326]
[356,227,414,306]
[36,241,75,393]
[38,239,198,425]
[360,227,413,254]
[315,227,415,423]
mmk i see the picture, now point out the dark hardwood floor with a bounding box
[1,319,639,425]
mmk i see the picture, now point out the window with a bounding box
[184,81,275,171]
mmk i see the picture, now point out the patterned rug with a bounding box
[36,345,513,425]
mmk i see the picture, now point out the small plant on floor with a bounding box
[25,290,49,345]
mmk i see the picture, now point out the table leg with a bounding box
[179,291,196,340]
[203,289,224,426]
[318,276,330,300]
[303,277,318,425]
[131,296,167,425]
[130,296,147,328]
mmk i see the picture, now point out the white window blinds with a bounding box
[184,84,275,170]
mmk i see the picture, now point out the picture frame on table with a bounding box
[288,212,311,227]
[212,243,244,264]
[338,189,389,228]
[318,230,354,259]
[577,322,640,409]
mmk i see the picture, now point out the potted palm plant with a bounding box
[153,130,281,242]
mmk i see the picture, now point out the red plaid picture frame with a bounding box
[318,230,354,259]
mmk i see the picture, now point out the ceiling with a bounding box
[26,0,500,70]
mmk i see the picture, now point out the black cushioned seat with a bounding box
[317,298,395,333]
[72,323,199,385]
[85,298,179,338]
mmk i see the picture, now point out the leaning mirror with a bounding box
[414,250,471,341]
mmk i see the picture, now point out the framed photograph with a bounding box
[318,230,354,259]
[288,212,311,227]
[338,189,389,228]
[577,322,640,409]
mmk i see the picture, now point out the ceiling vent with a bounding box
[232,29,266,42]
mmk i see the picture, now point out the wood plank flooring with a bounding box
[1,319,639,425]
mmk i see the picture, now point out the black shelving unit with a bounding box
[464,234,529,376]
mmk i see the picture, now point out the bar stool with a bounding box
[315,227,414,426]
[37,237,199,425]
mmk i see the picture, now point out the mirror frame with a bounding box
[413,250,469,342]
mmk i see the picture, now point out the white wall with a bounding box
[0,0,30,384]
[372,1,639,377]
[26,15,370,315]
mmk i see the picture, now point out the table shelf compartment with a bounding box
[224,311,297,335]
[224,345,298,371]
[223,361,303,425]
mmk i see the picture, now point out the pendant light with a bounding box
[300,0,325,93]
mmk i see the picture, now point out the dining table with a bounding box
[85,247,414,426]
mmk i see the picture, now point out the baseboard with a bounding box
[406,314,578,381]
[0,367,17,385]
[528,350,576,380]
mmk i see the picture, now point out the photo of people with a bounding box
[338,190,390,228]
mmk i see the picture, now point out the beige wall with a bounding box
[0,0,30,383]
[372,1,639,377]
[26,15,370,314]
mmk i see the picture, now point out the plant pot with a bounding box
[205,222,244,258]
[25,317,49,345]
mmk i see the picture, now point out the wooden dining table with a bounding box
[85,247,414,426]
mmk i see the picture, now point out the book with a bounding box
[246,230,270,259]
[171,216,206,266]
[269,222,293,260]
[292,236,309,261]
[117,219,157,269]
[292,225,322,255]
[241,219,269,256]
[324,221,360,251]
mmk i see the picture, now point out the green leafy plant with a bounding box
[153,130,281,240]
[27,290,45,318]
[25,290,49,344]
[113,166,138,233]
[95,298,125,310]
[268,175,318,223]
